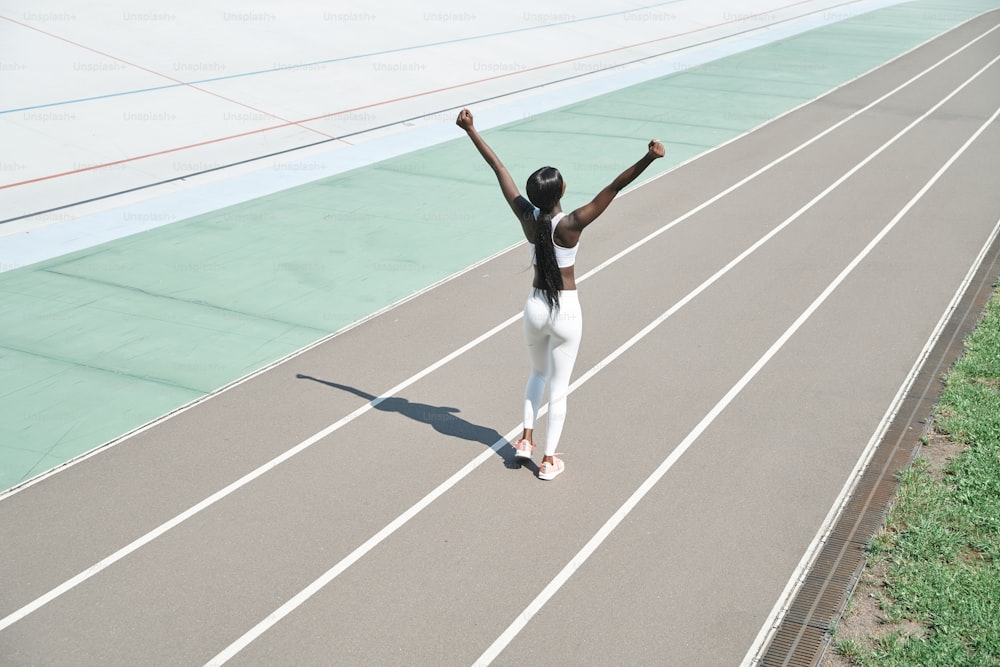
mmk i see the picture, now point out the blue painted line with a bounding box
[2,1,685,115]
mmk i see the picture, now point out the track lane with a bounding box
[222,23,1000,665]
[490,88,1000,667]
[1,10,1000,667]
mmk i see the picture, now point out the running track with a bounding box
[2,9,999,667]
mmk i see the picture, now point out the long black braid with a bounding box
[526,166,564,311]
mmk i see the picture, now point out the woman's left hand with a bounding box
[456,108,475,131]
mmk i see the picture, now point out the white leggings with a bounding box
[522,289,583,456]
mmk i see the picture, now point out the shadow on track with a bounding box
[295,374,533,471]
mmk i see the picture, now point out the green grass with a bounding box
[845,283,1000,667]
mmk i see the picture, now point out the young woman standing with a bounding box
[457,108,664,480]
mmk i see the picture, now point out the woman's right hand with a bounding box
[647,139,665,159]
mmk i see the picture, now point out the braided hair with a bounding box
[526,166,564,311]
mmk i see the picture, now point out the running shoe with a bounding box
[538,456,564,481]
[513,438,534,460]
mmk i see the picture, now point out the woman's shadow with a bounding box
[296,374,531,470]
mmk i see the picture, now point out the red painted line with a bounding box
[3,0,817,191]
[1,126,317,190]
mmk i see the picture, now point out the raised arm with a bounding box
[456,108,533,222]
[565,140,665,233]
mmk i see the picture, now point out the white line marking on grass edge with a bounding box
[205,67,1000,667]
[742,214,1000,666]
[474,101,1000,667]
[2,23,994,639]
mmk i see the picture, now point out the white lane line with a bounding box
[0,312,522,633]
[203,423,521,666]
[474,100,1000,667]
[580,19,1000,281]
[0,238,520,501]
[204,59,1000,665]
[1,19,995,638]
[744,210,1000,667]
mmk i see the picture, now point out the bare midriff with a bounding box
[533,265,577,291]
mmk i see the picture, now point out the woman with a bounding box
[457,108,664,480]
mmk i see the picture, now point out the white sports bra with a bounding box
[529,209,578,268]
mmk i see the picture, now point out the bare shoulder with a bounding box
[555,211,582,248]
[516,197,538,241]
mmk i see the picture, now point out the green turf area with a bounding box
[834,283,1000,666]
